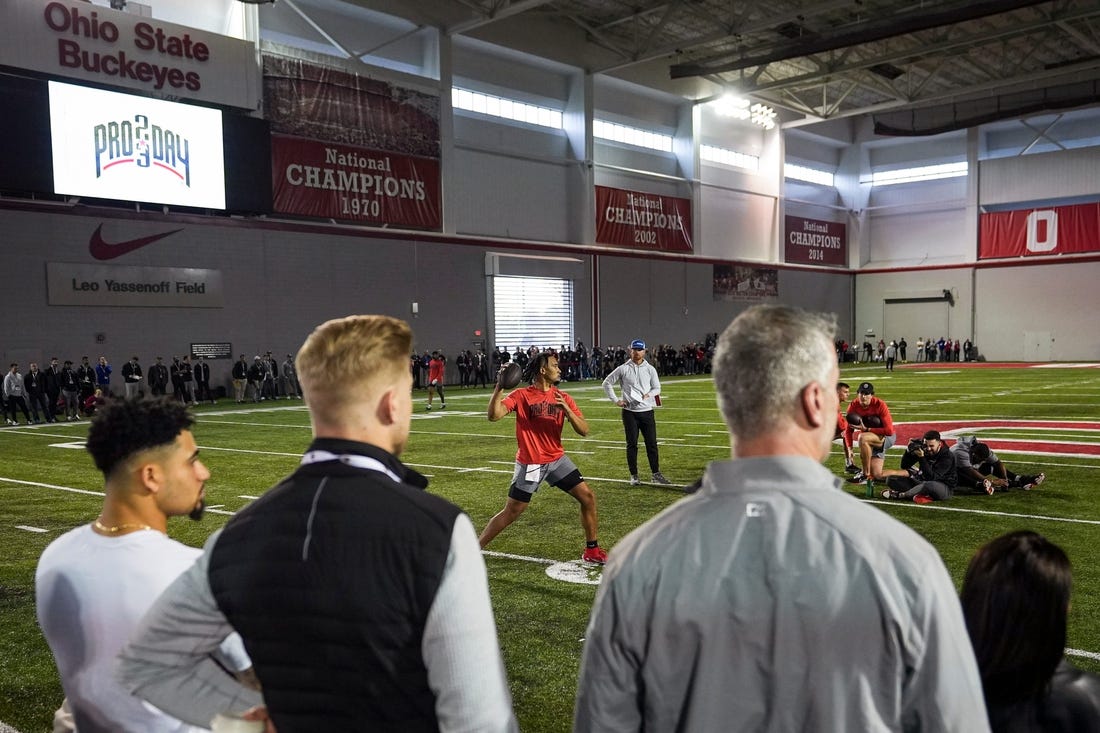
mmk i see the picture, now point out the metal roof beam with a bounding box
[670,0,1052,79]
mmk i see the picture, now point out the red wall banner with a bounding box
[595,186,693,252]
[272,135,441,230]
[980,202,1100,259]
[784,215,846,266]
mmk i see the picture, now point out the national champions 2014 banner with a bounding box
[784,215,846,267]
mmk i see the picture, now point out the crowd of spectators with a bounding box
[411,335,718,389]
[2,351,302,426]
[838,336,976,363]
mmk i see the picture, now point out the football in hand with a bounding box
[845,412,863,427]
[862,415,883,428]
[498,362,523,389]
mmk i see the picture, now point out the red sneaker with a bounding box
[913,494,934,505]
[582,546,608,565]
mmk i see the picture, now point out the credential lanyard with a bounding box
[300,450,402,483]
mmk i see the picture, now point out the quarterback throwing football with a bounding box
[479,352,608,564]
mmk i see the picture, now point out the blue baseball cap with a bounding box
[630,339,646,350]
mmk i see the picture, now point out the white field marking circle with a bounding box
[545,560,604,585]
[481,550,603,585]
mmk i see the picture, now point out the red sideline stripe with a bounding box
[899,362,1100,369]
[896,420,1100,457]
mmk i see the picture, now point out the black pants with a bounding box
[6,395,30,422]
[27,391,53,422]
[622,408,659,475]
[957,461,1021,491]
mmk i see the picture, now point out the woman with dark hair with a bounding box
[961,530,1100,731]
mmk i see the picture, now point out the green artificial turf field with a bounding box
[2,361,1099,731]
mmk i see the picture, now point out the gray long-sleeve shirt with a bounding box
[575,455,990,733]
[601,359,661,411]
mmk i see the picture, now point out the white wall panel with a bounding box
[697,186,776,261]
[453,43,571,104]
[454,116,571,159]
[980,147,1100,205]
[595,142,681,178]
[867,207,970,266]
[974,261,1100,361]
[854,269,974,349]
[450,148,573,242]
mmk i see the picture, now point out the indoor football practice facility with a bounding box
[2,1,1100,731]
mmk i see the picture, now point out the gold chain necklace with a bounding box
[93,518,156,534]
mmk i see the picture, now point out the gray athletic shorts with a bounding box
[872,433,897,459]
[508,455,583,502]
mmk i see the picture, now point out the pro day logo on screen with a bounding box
[49,80,225,209]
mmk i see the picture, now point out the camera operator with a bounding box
[880,430,958,503]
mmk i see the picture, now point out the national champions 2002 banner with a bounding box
[595,185,693,252]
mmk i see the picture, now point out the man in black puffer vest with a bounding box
[119,315,517,733]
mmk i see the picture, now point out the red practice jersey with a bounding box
[428,357,445,384]
[502,385,582,464]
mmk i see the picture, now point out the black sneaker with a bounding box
[847,470,867,484]
[1021,473,1045,490]
[652,472,671,485]
[845,463,860,474]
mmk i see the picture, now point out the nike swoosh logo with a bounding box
[89,224,184,260]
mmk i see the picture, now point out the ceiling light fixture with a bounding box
[710,95,776,130]
[750,103,777,130]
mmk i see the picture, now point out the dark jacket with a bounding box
[916,443,958,489]
[122,361,142,383]
[207,439,459,733]
[987,659,1100,732]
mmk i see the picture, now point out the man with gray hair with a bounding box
[574,304,989,733]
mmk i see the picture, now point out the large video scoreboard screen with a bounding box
[49,80,227,209]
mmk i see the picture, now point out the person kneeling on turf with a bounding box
[881,430,958,503]
[952,435,1045,493]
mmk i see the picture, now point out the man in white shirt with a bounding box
[602,339,669,486]
[35,397,253,733]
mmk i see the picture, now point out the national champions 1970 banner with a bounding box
[265,54,442,230]
[272,135,441,229]
[980,201,1100,259]
[595,185,693,252]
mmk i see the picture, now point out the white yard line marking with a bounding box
[15,525,47,533]
[482,550,556,565]
[0,478,103,497]
[868,500,1100,525]
[1068,648,1100,661]
[238,495,260,500]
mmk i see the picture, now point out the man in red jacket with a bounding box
[844,381,896,491]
